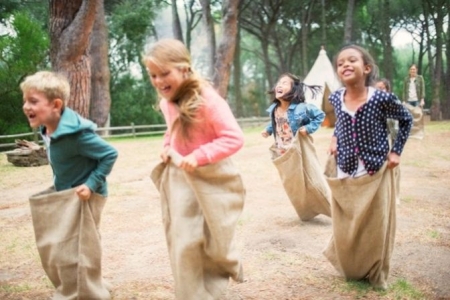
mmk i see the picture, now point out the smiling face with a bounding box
[274,76,294,101]
[22,89,62,132]
[336,48,372,86]
[146,60,187,101]
[409,65,417,78]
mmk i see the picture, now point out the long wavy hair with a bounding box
[142,38,205,138]
[268,72,321,105]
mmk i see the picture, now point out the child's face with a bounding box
[146,61,187,101]
[22,89,60,129]
[336,48,371,86]
[376,81,387,91]
[274,76,293,101]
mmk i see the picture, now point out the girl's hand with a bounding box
[387,152,400,169]
[76,184,92,201]
[179,153,198,172]
[160,146,170,163]
[328,136,337,156]
[261,130,269,138]
[299,127,308,136]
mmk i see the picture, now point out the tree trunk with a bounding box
[380,0,394,83]
[212,0,239,99]
[343,0,355,44]
[321,0,326,46]
[90,0,110,127]
[428,0,444,121]
[443,0,450,119]
[200,0,216,79]
[301,8,308,77]
[49,0,98,118]
[171,0,183,42]
[233,24,243,117]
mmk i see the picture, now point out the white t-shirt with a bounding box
[408,78,417,101]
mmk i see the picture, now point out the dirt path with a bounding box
[1,121,449,300]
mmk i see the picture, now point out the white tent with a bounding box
[304,47,341,127]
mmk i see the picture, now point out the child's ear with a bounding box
[364,64,372,74]
[53,98,64,111]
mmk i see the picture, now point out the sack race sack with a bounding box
[29,188,110,300]
[151,156,245,300]
[404,103,424,140]
[323,156,396,289]
[270,132,331,221]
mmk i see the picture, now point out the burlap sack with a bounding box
[29,188,110,300]
[151,157,245,300]
[270,132,331,221]
[404,103,424,140]
[323,156,396,289]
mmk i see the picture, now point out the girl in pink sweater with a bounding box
[143,38,245,300]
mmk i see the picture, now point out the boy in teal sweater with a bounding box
[21,70,117,198]
[21,71,118,299]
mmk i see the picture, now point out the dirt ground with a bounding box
[0,120,449,300]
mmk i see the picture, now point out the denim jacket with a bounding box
[264,102,325,136]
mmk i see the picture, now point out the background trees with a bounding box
[0,0,448,136]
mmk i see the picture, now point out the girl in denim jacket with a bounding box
[261,73,331,221]
[261,73,324,156]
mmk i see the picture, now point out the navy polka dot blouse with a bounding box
[330,87,413,176]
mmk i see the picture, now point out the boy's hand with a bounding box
[261,130,269,138]
[179,153,198,172]
[387,152,400,169]
[76,184,92,201]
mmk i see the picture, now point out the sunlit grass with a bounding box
[335,277,424,299]
[0,283,32,293]
[424,120,450,132]
[390,278,425,299]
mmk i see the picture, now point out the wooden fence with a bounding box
[0,117,270,150]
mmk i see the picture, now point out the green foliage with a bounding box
[107,0,166,126]
[0,10,49,135]
[110,74,163,127]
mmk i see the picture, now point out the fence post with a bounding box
[33,128,38,143]
[131,122,136,138]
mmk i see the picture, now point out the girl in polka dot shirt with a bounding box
[328,46,412,178]
[323,44,413,290]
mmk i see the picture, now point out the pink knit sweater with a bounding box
[160,85,244,166]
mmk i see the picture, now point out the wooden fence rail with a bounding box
[0,117,270,150]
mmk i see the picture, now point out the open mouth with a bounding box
[160,85,170,93]
[342,69,353,76]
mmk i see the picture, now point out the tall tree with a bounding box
[183,0,202,50]
[443,0,450,119]
[199,0,216,78]
[89,0,110,127]
[171,0,183,42]
[212,0,239,98]
[379,0,394,83]
[233,22,243,117]
[343,0,355,43]
[49,0,99,118]
[425,0,445,120]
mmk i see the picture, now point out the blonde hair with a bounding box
[142,38,205,137]
[20,71,70,108]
